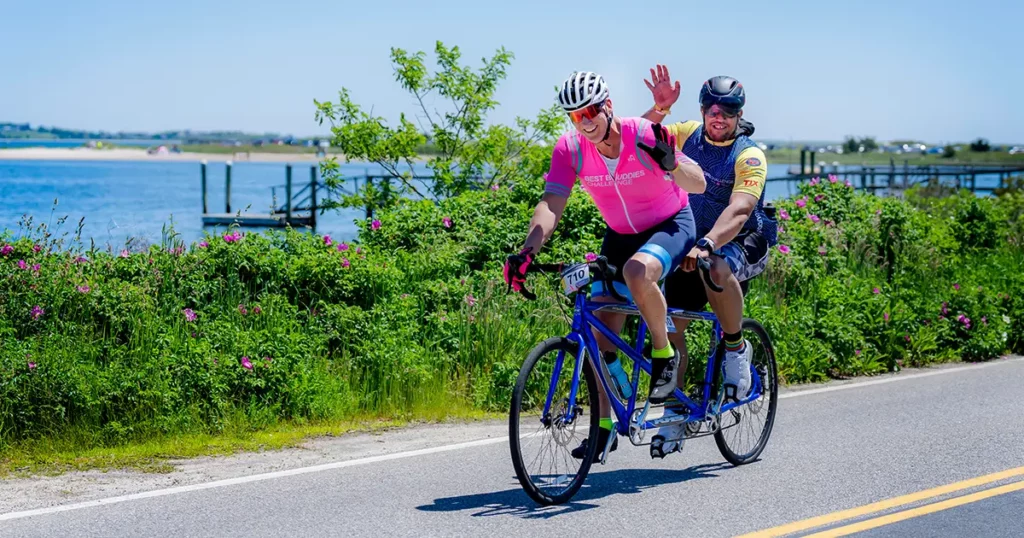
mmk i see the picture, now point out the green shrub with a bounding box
[0,173,1021,449]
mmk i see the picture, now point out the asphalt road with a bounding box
[2,357,1022,538]
[849,491,1024,538]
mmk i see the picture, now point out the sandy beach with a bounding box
[0,147,327,163]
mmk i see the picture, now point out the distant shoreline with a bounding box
[0,147,326,163]
[5,146,1019,169]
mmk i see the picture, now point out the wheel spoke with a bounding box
[715,321,778,465]
[511,339,598,504]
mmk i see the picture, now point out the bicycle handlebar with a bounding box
[522,258,624,302]
[514,253,722,301]
[696,256,724,293]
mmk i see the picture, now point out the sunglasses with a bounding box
[568,101,606,123]
[702,104,740,119]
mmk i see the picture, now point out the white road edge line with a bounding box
[778,356,1019,399]
[0,437,510,523]
[1,356,1019,523]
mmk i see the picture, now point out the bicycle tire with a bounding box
[509,336,601,505]
[713,318,779,465]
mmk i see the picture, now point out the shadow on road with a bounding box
[416,462,731,519]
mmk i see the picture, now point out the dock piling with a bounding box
[285,164,293,221]
[310,165,318,228]
[201,160,208,214]
[225,160,233,213]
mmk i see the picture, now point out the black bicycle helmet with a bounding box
[699,76,745,110]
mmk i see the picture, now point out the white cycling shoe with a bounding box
[649,406,686,459]
[723,339,753,401]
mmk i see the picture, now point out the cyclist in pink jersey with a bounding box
[503,71,706,462]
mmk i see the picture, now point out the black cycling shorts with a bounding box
[662,229,770,312]
[591,204,697,302]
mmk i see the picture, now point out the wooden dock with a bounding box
[201,212,314,227]
[200,160,319,229]
[775,164,1024,195]
[195,158,1023,233]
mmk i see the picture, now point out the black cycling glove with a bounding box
[636,123,679,172]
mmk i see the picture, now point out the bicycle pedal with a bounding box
[649,435,668,459]
[649,435,683,459]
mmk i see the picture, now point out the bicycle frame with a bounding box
[542,288,763,437]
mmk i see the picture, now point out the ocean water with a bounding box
[0,158,827,249]
[0,159,391,249]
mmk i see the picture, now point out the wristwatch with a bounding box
[695,237,716,253]
[654,103,671,115]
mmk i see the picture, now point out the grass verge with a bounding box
[0,406,501,479]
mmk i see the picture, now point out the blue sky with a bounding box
[1,0,1020,144]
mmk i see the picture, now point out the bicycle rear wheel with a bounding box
[713,318,778,465]
[509,336,600,505]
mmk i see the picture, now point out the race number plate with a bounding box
[560,263,591,295]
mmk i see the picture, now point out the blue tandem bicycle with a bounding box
[507,255,778,505]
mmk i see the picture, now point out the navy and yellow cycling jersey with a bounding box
[665,121,777,246]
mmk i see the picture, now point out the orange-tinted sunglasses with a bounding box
[568,101,605,123]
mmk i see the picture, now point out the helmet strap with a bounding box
[599,111,613,144]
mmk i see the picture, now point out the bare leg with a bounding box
[622,253,670,350]
[667,319,692,387]
[704,255,753,399]
[589,295,628,419]
[704,256,743,335]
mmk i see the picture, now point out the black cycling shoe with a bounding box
[648,347,680,404]
[570,427,617,462]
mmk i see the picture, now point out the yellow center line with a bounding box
[736,465,1024,538]
[804,480,1024,537]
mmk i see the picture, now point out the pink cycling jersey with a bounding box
[543,117,695,235]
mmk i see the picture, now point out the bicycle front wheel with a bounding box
[714,318,779,465]
[509,336,600,505]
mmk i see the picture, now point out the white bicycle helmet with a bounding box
[557,71,609,111]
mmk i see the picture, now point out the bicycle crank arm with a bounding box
[634,400,651,426]
[599,420,618,465]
